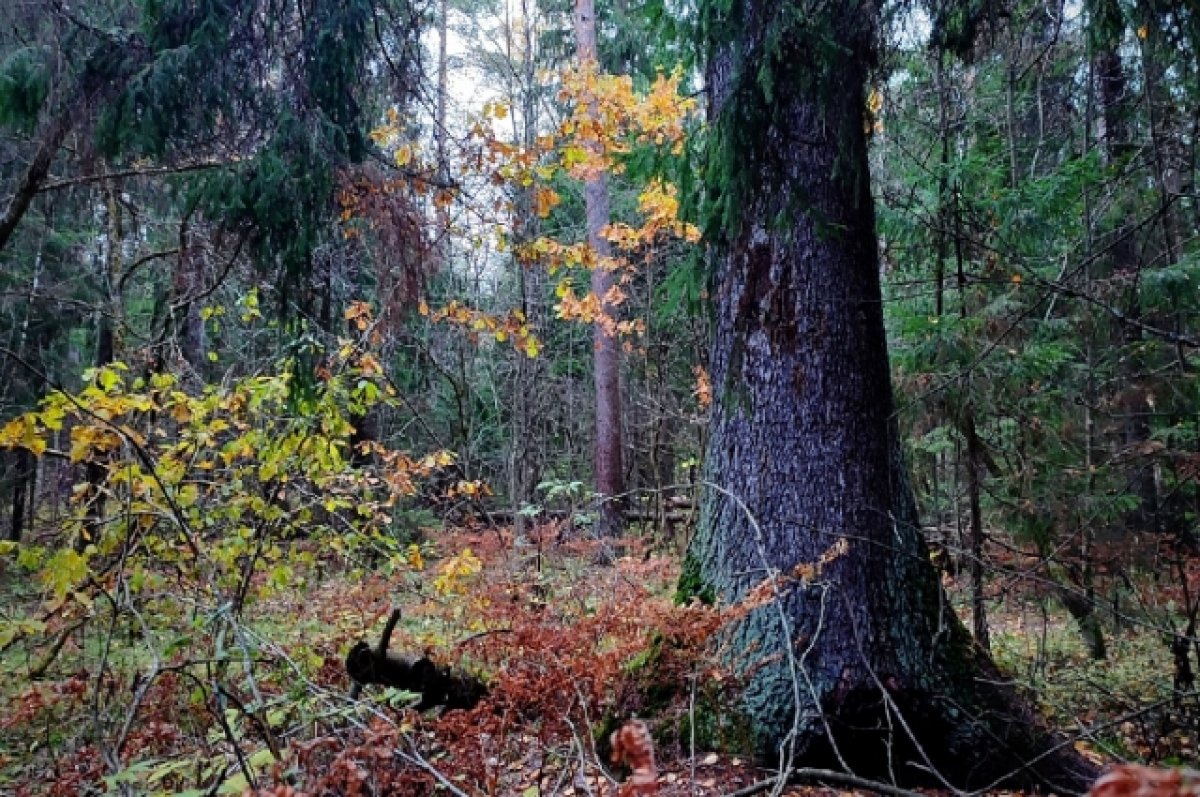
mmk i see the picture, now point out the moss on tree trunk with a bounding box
[685,3,1098,792]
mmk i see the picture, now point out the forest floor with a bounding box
[0,522,1196,796]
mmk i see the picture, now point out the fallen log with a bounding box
[346,608,486,712]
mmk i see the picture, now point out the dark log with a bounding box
[346,609,486,712]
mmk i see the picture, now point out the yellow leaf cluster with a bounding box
[535,186,561,218]
[406,543,426,571]
[433,548,482,596]
[555,64,696,172]
[69,425,123,463]
[0,338,456,619]
[633,179,700,244]
[344,300,374,331]
[447,480,493,500]
[450,63,702,358]
[554,283,602,324]
[426,300,542,358]
[0,415,47,456]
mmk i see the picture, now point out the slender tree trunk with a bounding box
[173,216,206,371]
[574,0,624,537]
[964,409,990,652]
[934,53,950,320]
[81,177,124,550]
[505,0,547,542]
[435,0,450,244]
[9,246,45,542]
[10,449,33,542]
[0,105,76,256]
[950,75,990,649]
[1071,42,1107,660]
[1096,19,1161,537]
[683,4,1096,790]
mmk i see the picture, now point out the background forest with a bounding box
[1,0,1199,795]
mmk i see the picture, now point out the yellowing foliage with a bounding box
[434,548,483,596]
[425,300,541,357]
[0,304,452,631]
[463,63,700,349]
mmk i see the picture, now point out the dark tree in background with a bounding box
[0,0,421,539]
[682,2,1095,790]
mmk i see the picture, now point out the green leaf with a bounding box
[42,548,88,599]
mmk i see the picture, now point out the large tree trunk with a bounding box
[682,4,1096,792]
[574,0,625,537]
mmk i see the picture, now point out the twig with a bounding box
[40,160,231,193]
[454,627,514,647]
[563,713,599,797]
[724,768,930,797]
[27,617,87,679]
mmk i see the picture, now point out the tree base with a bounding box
[753,652,1098,794]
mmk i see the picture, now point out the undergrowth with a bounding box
[3,524,1197,796]
[0,527,743,796]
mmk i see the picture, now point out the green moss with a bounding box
[676,698,756,755]
[623,633,664,673]
[699,3,873,242]
[593,714,622,762]
[616,628,756,757]
[675,553,715,605]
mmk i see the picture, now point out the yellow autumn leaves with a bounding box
[0,325,462,605]
[356,63,702,362]
[425,64,701,357]
[419,299,541,358]
[551,65,696,180]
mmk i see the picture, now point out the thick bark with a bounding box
[684,4,1096,791]
[574,0,625,537]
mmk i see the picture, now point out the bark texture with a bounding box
[685,4,1096,792]
[575,0,625,537]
